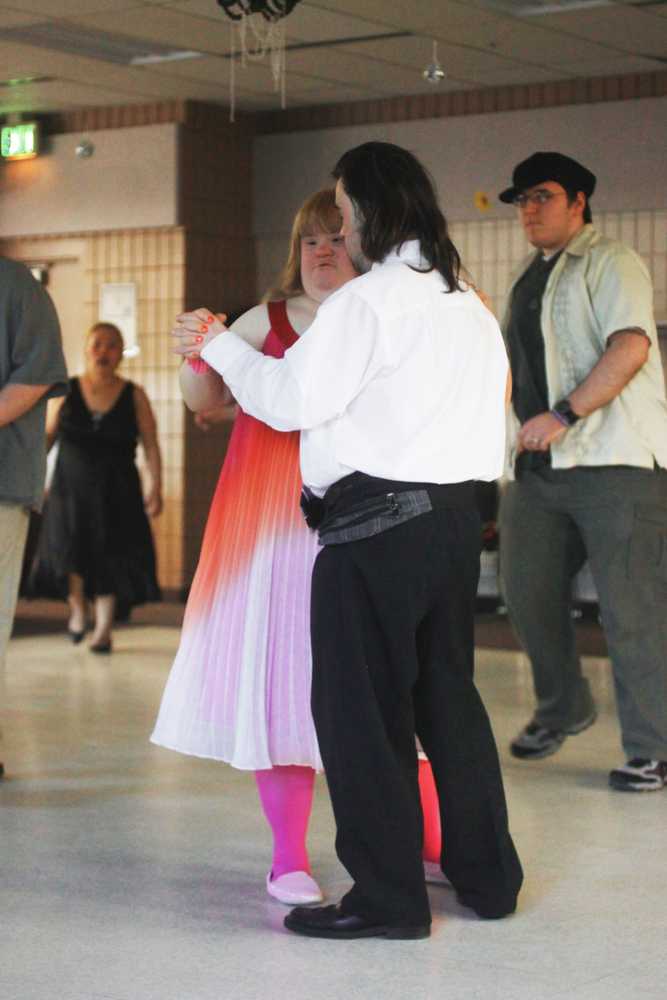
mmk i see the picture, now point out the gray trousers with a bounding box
[499,466,667,760]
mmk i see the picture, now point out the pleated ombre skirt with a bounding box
[151,400,322,771]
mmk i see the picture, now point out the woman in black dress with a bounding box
[32,322,162,652]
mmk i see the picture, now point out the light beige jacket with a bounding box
[503,224,667,477]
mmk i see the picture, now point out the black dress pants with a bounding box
[310,505,523,927]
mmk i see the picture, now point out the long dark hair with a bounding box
[333,142,462,292]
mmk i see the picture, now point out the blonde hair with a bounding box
[86,321,124,351]
[263,189,343,302]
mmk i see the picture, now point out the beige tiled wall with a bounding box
[450,209,667,323]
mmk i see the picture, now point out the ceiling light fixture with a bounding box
[422,41,446,84]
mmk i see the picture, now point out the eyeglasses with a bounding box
[513,190,566,208]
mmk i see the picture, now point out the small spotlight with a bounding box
[422,40,446,84]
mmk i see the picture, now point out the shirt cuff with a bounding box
[200,330,254,375]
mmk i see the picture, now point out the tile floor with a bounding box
[1,620,665,1000]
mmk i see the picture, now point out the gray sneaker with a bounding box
[510,722,566,760]
[510,710,597,760]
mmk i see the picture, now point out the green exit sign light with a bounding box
[1,122,39,160]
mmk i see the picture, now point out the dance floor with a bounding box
[2,604,663,1000]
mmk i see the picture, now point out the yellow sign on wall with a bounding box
[1,122,39,160]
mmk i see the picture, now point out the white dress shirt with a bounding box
[202,241,509,495]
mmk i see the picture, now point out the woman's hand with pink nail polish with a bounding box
[171,307,230,358]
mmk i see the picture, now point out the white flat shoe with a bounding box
[424,861,451,886]
[266,870,324,905]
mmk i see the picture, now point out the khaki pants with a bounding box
[0,503,30,755]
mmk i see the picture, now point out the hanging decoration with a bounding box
[217,1,304,121]
[217,1,302,21]
[422,40,446,84]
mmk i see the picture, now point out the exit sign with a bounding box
[1,122,39,160]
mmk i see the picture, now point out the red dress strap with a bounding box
[267,300,299,351]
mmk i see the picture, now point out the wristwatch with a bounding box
[551,398,581,427]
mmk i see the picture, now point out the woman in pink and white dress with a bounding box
[152,191,357,904]
[152,190,443,904]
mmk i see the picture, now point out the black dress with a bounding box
[29,377,161,607]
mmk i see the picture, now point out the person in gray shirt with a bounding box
[0,257,67,778]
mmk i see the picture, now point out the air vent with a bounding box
[0,22,202,66]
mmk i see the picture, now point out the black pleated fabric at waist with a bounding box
[301,472,475,546]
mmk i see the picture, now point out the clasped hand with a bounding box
[172,308,228,359]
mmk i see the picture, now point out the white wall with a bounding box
[253,97,667,302]
[0,123,178,237]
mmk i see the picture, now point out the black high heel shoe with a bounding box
[68,628,85,644]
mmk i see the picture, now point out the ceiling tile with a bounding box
[535,5,667,59]
[281,2,400,43]
[160,0,237,17]
[556,54,667,77]
[1,0,148,13]
[0,77,149,113]
[68,6,234,55]
[285,82,386,104]
[448,16,621,64]
[311,0,525,42]
[0,39,216,102]
[339,34,542,80]
[284,44,453,92]
[142,50,332,98]
[0,9,43,28]
[305,0,469,34]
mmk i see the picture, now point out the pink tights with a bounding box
[255,758,443,877]
[255,765,315,878]
[419,757,442,863]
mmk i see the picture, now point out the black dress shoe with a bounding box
[89,639,112,654]
[68,629,85,644]
[284,904,430,940]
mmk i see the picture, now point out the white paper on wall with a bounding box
[99,282,138,357]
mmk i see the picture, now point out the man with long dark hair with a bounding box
[176,141,523,940]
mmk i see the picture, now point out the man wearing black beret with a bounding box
[498,151,667,792]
